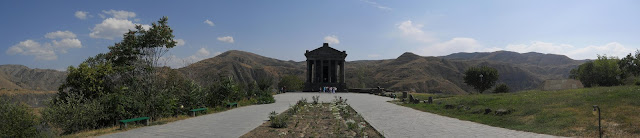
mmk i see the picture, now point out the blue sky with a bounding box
[2,0,639,70]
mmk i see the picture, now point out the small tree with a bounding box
[463,66,499,93]
[0,98,40,137]
[571,55,623,87]
[278,75,304,92]
[619,50,640,77]
[493,83,510,93]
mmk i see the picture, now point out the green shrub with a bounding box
[43,93,106,134]
[463,66,499,93]
[493,83,510,93]
[0,98,40,137]
[269,111,288,128]
[635,79,640,86]
[312,95,320,104]
[278,75,304,92]
[256,91,275,104]
[570,55,624,87]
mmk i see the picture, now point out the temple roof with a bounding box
[305,43,347,60]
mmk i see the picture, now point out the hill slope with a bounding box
[179,50,579,94]
[0,65,66,91]
[1,50,583,94]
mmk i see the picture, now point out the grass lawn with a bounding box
[398,85,640,137]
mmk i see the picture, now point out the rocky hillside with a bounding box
[442,51,585,80]
[177,50,306,87]
[1,50,583,95]
[0,65,66,91]
[178,50,582,94]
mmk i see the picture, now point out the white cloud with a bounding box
[506,41,635,60]
[6,30,84,60]
[75,11,88,20]
[324,35,340,45]
[397,20,436,43]
[102,9,136,19]
[52,39,82,53]
[417,37,496,56]
[195,47,210,57]
[360,0,392,11]
[174,39,186,46]
[217,36,234,43]
[90,18,139,40]
[204,19,215,26]
[505,41,574,54]
[6,40,57,61]
[45,30,77,39]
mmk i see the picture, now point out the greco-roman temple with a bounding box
[303,43,347,92]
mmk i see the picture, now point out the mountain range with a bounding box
[0,50,585,95]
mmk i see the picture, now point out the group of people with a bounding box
[321,86,337,93]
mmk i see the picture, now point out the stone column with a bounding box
[306,60,311,82]
[313,60,318,83]
[319,60,324,83]
[329,60,333,83]
[331,60,340,83]
[340,60,345,83]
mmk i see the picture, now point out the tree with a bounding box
[493,83,510,93]
[619,50,640,77]
[463,66,499,93]
[46,17,180,133]
[43,92,105,134]
[571,55,624,87]
[0,98,40,137]
[278,75,304,92]
[208,76,240,107]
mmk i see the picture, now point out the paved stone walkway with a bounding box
[101,92,558,138]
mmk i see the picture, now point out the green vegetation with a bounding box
[39,17,276,135]
[268,111,288,128]
[400,85,640,137]
[277,75,304,92]
[618,50,640,77]
[463,66,499,93]
[493,83,510,93]
[570,55,624,87]
[0,98,41,137]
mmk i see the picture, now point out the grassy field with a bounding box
[398,85,640,137]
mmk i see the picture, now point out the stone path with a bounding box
[101,92,558,138]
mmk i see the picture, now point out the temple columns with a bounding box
[340,61,345,83]
[308,59,345,84]
[306,60,311,82]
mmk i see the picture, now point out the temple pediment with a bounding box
[305,43,347,60]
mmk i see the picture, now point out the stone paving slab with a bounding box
[101,92,560,138]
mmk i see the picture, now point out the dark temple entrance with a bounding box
[303,43,347,92]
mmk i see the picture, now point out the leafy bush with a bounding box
[268,111,288,128]
[208,76,241,107]
[278,75,304,92]
[635,79,640,86]
[0,98,40,137]
[43,93,106,134]
[256,91,275,104]
[493,83,510,93]
[254,77,275,104]
[570,55,624,87]
[463,66,499,93]
[312,95,320,104]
